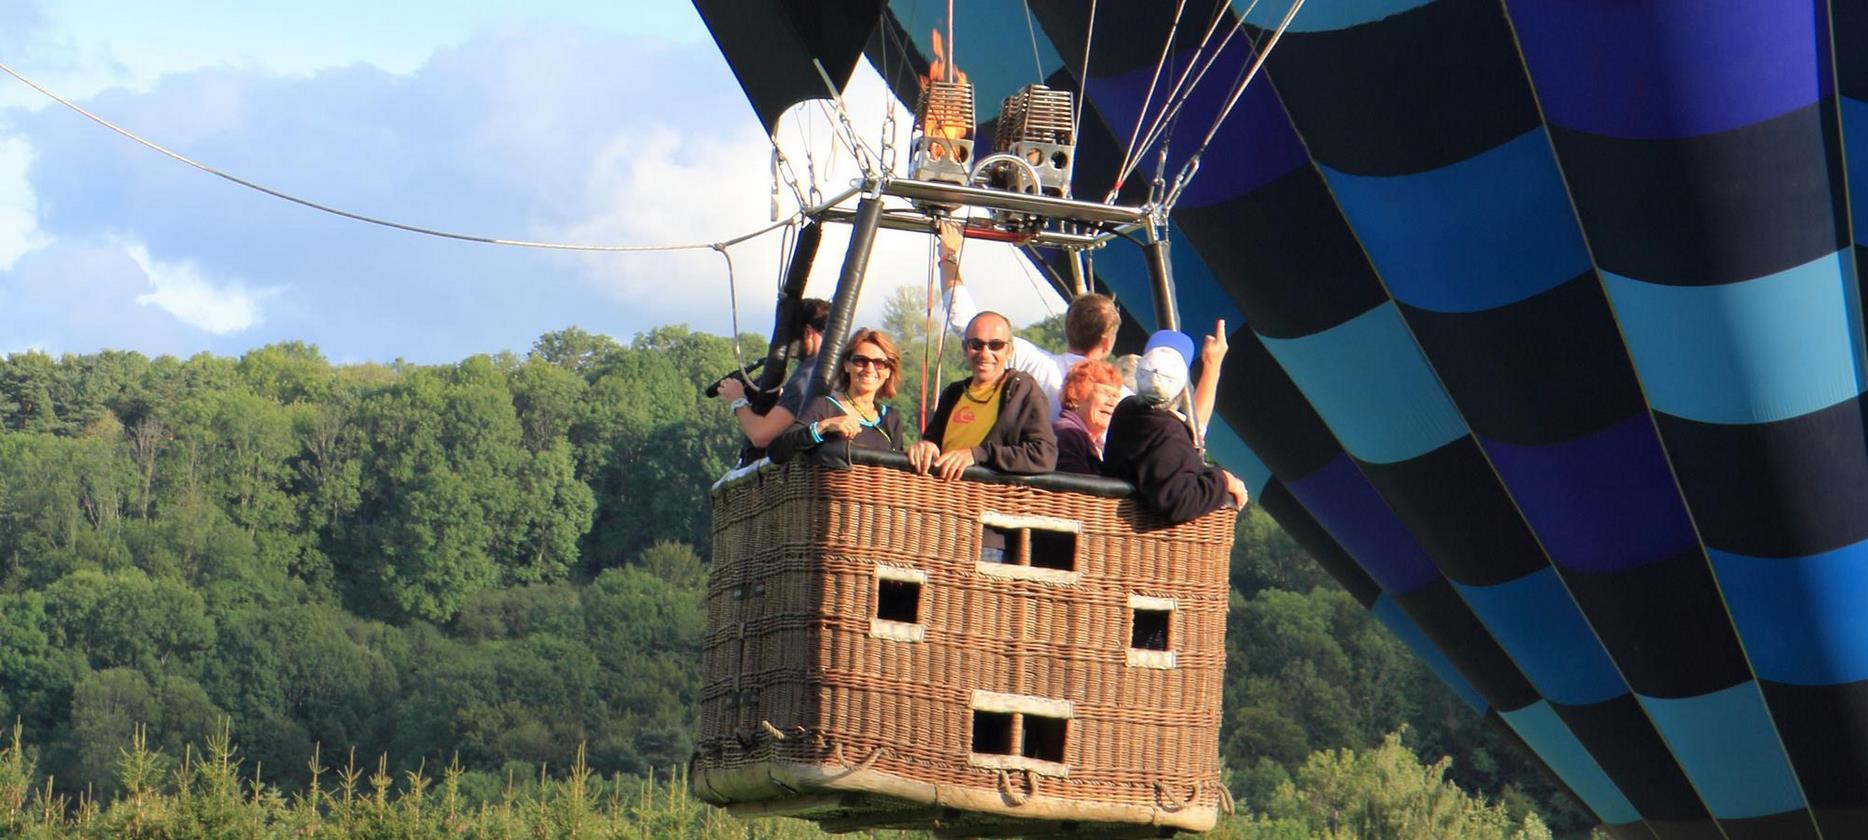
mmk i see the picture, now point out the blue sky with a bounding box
[0,0,1057,362]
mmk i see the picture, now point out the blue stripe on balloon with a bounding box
[1498,700,1642,825]
[1455,569,1628,706]
[1285,454,1440,595]
[1847,97,1868,243]
[1082,40,1309,208]
[1505,0,1830,139]
[1234,0,1434,34]
[890,3,1062,144]
[1603,253,1867,425]
[1087,224,1241,334]
[1168,226,1246,329]
[1320,130,1590,313]
[1087,232,1158,330]
[1712,541,1868,685]
[1371,595,1486,712]
[1204,423,1271,500]
[1639,684,1808,819]
[1480,416,1699,575]
[1259,303,1468,463]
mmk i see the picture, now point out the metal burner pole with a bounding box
[806,195,884,405]
[1143,222,1179,333]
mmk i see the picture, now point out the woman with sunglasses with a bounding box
[767,327,905,464]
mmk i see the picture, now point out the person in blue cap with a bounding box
[1101,327,1248,523]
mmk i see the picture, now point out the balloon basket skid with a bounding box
[697,458,1235,835]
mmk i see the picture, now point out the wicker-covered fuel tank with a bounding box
[695,451,1236,836]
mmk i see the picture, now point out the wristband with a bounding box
[728,397,751,411]
[809,421,824,444]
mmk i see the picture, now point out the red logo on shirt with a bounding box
[952,406,976,426]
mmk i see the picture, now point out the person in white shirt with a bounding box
[936,222,1125,419]
[936,221,1228,434]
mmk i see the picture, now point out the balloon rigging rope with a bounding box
[1072,0,1098,151]
[1022,1,1046,82]
[1119,0,1256,191]
[0,57,803,255]
[1107,0,1189,203]
[1165,0,1309,210]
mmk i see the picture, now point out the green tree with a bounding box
[1220,731,1553,840]
[41,569,215,675]
[60,667,154,798]
[236,341,333,404]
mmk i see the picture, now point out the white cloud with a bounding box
[125,241,265,334]
[0,134,50,269]
[547,60,1061,339]
[0,23,1062,361]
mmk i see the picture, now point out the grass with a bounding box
[0,722,865,839]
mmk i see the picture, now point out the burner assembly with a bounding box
[993,84,1075,199]
[909,78,976,188]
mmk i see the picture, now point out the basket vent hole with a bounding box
[1029,529,1076,571]
[877,579,921,624]
[1132,608,1171,651]
[1022,715,1068,763]
[972,711,1015,755]
[980,525,1019,564]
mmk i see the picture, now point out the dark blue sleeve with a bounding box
[775,358,817,416]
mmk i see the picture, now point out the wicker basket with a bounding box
[695,453,1236,836]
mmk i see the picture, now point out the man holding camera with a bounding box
[714,298,831,453]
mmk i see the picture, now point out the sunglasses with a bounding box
[964,338,1010,353]
[846,355,890,369]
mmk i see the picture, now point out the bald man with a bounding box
[908,310,1058,481]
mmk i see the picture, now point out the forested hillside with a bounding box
[0,302,1588,832]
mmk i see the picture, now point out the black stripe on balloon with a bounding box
[1253,0,1539,176]
[866,8,923,108]
[1759,679,1868,827]
[1858,246,1868,370]
[1549,100,1847,287]
[1559,548,1750,700]
[1063,80,1141,204]
[1393,579,1540,711]
[1601,821,1658,840]
[1029,0,1217,80]
[1653,394,1868,559]
[1482,711,1639,836]
[1175,166,1389,340]
[1400,273,1644,446]
[1646,820,1728,840]
[1215,326,1343,479]
[1258,479,1381,608]
[1357,441,1548,586]
[1837,0,1868,101]
[1551,696,1713,822]
[1104,295,1152,357]
[1721,812,1824,840]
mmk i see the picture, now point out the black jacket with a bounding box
[922,370,1057,475]
[767,394,904,466]
[1101,396,1228,524]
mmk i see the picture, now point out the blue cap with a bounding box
[1143,330,1194,367]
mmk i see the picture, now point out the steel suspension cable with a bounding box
[0,58,807,254]
[1118,0,1256,190]
[1163,0,1309,211]
[1106,0,1189,203]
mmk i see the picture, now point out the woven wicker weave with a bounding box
[695,455,1235,835]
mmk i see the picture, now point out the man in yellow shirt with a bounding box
[908,311,1058,480]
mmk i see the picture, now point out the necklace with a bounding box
[962,378,1000,404]
[833,393,879,424]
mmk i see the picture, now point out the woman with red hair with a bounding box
[1052,359,1124,475]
